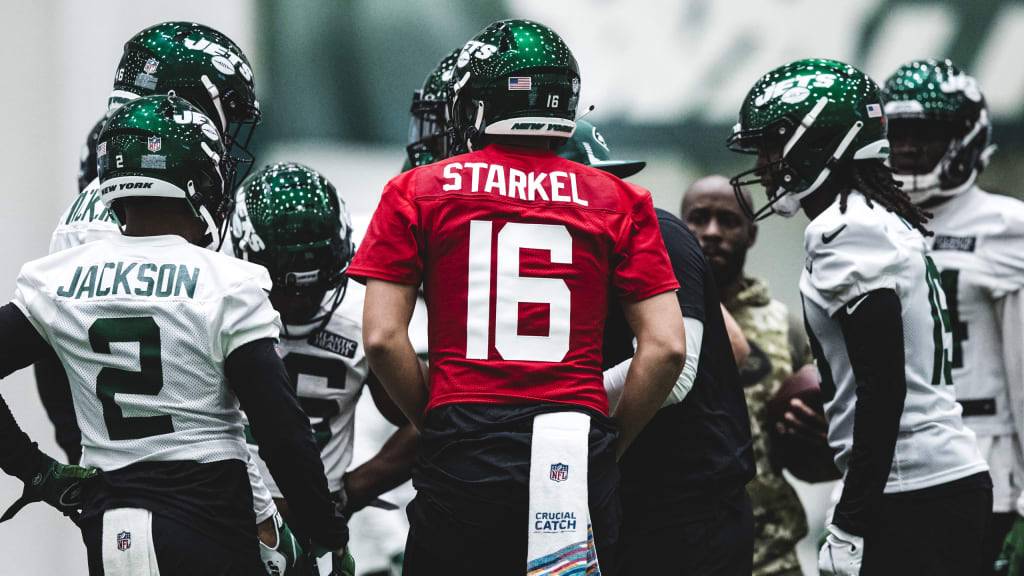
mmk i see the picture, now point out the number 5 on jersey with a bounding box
[466,221,572,363]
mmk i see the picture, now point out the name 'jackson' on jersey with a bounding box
[347,144,678,414]
[800,191,988,492]
[13,233,280,472]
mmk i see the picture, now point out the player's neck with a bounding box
[484,135,555,150]
[718,275,745,305]
[800,184,841,220]
[121,198,206,245]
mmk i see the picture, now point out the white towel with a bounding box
[526,411,600,576]
[102,507,160,576]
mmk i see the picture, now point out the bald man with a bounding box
[681,176,810,576]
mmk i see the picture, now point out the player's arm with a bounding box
[720,304,749,367]
[603,315,702,413]
[362,279,428,430]
[33,350,81,464]
[997,289,1024,570]
[342,424,418,516]
[340,372,418,515]
[831,289,907,537]
[615,291,686,458]
[226,338,348,552]
[0,303,98,521]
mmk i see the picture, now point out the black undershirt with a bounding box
[606,209,755,515]
[831,289,908,535]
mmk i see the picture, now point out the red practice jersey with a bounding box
[348,144,678,415]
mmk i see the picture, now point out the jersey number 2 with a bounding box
[465,221,572,363]
[89,317,173,440]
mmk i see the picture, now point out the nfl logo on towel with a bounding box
[550,462,569,482]
[508,76,532,91]
[147,136,162,152]
[117,531,131,551]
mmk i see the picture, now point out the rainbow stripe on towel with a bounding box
[527,525,601,576]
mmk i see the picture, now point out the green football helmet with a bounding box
[109,21,260,191]
[447,19,580,151]
[882,59,993,203]
[97,95,229,249]
[229,162,355,323]
[407,48,462,167]
[78,113,108,192]
[556,119,645,178]
[727,58,890,220]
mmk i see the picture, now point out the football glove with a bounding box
[818,523,864,576]
[996,515,1024,575]
[308,544,355,576]
[260,512,306,576]
[0,452,99,524]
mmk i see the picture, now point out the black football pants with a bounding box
[616,483,754,575]
[861,471,992,575]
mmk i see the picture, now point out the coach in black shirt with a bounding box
[559,122,755,575]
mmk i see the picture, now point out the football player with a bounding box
[562,120,757,575]
[406,47,461,169]
[0,94,349,575]
[728,58,991,575]
[350,19,685,575]
[228,161,418,549]
[37,22,312,575]
[883,59,1024,575]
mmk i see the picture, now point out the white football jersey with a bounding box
[247,282,370,497]
[50,177,121,254]
[13,234,281,472]
[925,183,1024,510]
[799,191,988,493]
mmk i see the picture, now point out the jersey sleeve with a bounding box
[612,189,679,302]
[215,269,282,359]
[800,215,904,317]
[982,205,1024,296]
[11,261,55,345]
[347,181,422,285]
[657,210,706,322]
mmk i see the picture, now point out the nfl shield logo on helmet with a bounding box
[549,463,569,482]
[147,136,161,152]
[116,531,131,551]
[143,58,159,74]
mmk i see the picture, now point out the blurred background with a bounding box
[1,0,1022,573]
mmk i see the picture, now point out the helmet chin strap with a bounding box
[772,99,864,218]
[467,101,485,152]
[201,75,228,132]
[188,180,222,251]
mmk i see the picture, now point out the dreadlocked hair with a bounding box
[835,159,933,236]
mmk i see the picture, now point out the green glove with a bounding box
[997,516,1024,576]
[1,453,99,524]
[259,513,306,575]
[308,544,355,576]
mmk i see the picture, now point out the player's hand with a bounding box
[308,544,355,576]
[259,513,306,575]
[996,515,1024,575]
[1,452,99,524]
[779,397,829,444]
[818,523,863,576]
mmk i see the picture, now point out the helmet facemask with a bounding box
[407,89,450,167]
